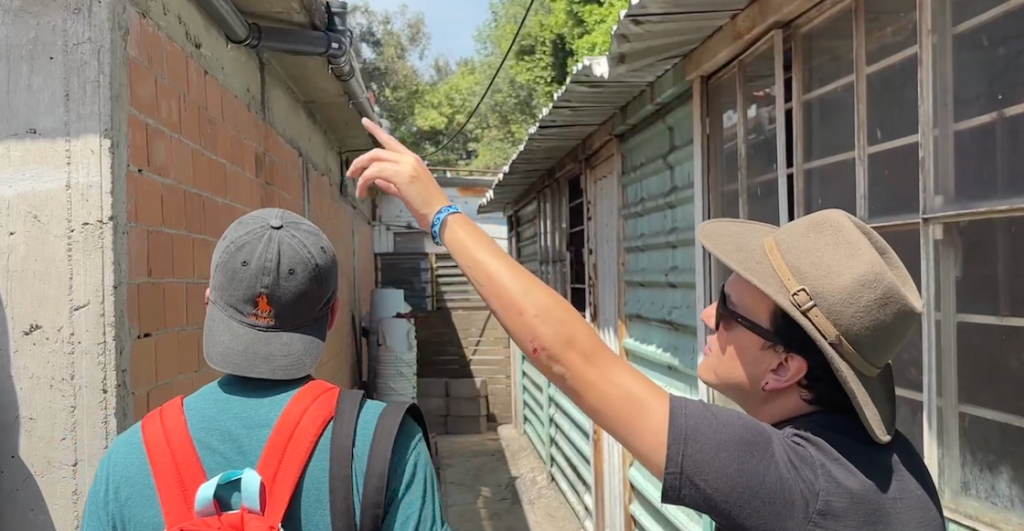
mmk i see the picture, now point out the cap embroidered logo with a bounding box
[250,293,275,326]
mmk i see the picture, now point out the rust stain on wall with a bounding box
[455,186,488,197]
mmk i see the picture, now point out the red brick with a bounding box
[129,226,149,281]
[141,19,165,76]
[193,238,214,281]
[205,75,222,119]
[127,283,140,333]
[173,375,194,397]
[128,59,157,119]
[149,381,175,410]
[252,180,269,210]
[184,190,206,236]
[186,283,207,327]
[148,230,174,279]
[130,337,156,391]
[147,125,172,180]
[216,122,233,161]
[228,134,247,173]
[208,159,227,199]
[172,234,194,279]
[200,112,219,154]
[225,167,250,206]
[135,172,164,228]
[155,331,179,383]
[179,329,202,374]
[138,282,166,334]
[128,113,149,170]
[170,138,193,188]
[164,283,187,329]
[127,171,139,223]
[165,43,188,94]
[187,60,206,107]
[162,182,186,232]
[128,13,145,61]
[155,80,181,135]
[180,100,201,147]
[132,392,149,423]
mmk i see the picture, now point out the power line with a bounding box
[423,0,537,159]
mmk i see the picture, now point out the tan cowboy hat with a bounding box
[698,209,922,444]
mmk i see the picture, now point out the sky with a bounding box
[362,0,491,61]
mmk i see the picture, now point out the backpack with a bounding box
[140,379,436,531]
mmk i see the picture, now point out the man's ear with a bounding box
[762,353,809,393]
[326,297,340,332]
[205,287,210,307]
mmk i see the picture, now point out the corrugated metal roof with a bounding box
[478,0,749,214]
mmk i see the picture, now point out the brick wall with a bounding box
[125,12,364,423]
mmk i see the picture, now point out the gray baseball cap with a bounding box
[204,208,339,380]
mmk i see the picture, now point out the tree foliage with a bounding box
[349,0,626,170]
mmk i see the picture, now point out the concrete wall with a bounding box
[0,0,374,528]
[0,0,121,529]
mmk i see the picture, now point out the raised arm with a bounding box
[347,119,671,479]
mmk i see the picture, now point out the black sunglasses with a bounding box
[715,285,781,345]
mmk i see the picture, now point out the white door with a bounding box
[590,154,625,531]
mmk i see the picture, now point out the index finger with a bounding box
[361,117,414,156]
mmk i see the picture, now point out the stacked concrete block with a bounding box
[415,377,491,435]
[416,378,448,435]
[446,378,489,434]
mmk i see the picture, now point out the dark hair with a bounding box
[768,307,857,416]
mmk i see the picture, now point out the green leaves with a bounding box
[349,0,626,171]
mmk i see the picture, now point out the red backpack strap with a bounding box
[141,396,207,528]
[256,379,340,523]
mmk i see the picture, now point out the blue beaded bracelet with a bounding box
[430,204,462,247]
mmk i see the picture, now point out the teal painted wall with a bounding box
[620,98,707,531]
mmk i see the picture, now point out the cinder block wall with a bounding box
[124,11,370,421]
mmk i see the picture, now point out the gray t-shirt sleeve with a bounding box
[661,395,820,529]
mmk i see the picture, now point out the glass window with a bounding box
[935,215,1024,526]
[931,0,1024,210]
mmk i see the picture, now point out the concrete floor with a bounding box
[437,425,583,531]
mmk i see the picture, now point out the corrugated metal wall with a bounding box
[621,100,707,531]
[377,254,432,312]
[514,185,596,531]
[515,198,550,464]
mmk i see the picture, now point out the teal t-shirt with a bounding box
[81,376,449,531]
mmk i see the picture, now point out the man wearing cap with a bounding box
[82,208,448,530]
[348,117,945,530]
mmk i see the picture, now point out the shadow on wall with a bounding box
[0,292,56,531]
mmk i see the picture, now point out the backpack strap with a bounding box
[359,401,433,531]
[256,379,340,523]
[329,389,367,531]
[141,396,208,528]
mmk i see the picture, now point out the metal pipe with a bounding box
[193,0,380,123]
[195,0,252,44]
[248,25,347,57]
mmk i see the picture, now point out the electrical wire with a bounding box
[423,0,537,159]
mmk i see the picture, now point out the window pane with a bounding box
[877,225,922,392]
[803,84,856,163]
[864,0,917,65]
[804,158,856,215]
[957,414,1024,524]
[748,175,780,225]
[868,142,920,220]
[743,45,779,180]
[800,8,854,93]
[931,2,1024,210]
[936,215,1024,526]
[896,395,924,456]
[866,57,919,146]
[709,72,739,218]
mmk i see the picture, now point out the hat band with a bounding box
[763,236,882,377]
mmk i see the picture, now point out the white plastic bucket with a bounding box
[372,317,417,402]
